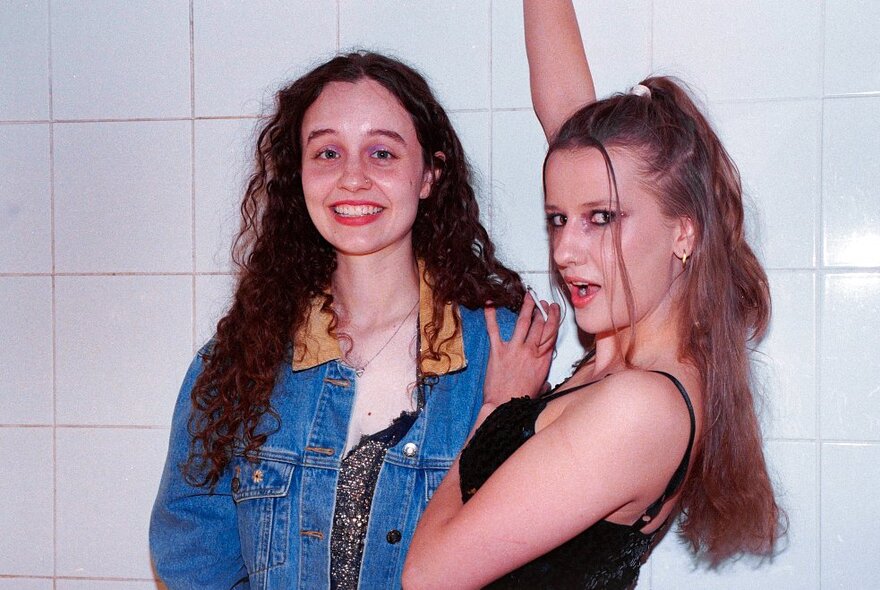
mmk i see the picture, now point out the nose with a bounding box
[339,157,372,192]
[552,223,582,269]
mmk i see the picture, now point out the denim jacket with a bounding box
[150,282,516,590]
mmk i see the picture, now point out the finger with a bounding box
[524,308,547,348]
[512,293,536,343]
[527,286,548,321]
[484,306,501,349]
[536,313,561,356]
[538,303,562,348]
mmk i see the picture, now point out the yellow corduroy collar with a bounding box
[291,264,466,375]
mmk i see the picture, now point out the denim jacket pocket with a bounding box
[231,453,295,574]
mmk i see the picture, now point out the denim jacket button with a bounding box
[402,442,418,457]
[231,477,240,493]
[386,529,402,544]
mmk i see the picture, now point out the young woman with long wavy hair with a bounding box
[149,52,558,589]
[403,3,784,588]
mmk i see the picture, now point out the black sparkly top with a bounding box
[458,371,695,590]
[330,411,417,590]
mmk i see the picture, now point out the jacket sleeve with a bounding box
[149,347,250,589]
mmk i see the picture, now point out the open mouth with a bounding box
[567,279,600,306]
[332,204,384,217]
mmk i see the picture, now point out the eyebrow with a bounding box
[304,128,408,145]
[545,198,613,210]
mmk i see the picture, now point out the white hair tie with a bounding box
[629,84,651,98]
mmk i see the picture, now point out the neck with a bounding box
[331,246,420,327]
[590,298,684,375]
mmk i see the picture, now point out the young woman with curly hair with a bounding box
[403,2,784,588]
[149,52,559,589]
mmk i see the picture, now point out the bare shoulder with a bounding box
[557,369,695,449]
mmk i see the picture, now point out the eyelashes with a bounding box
[311,147,397,161]
[545,209,618,229]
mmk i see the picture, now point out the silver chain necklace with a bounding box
[344,298,419,377]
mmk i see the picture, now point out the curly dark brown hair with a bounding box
[184,52,524,488]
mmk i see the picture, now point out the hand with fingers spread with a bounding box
[483,294,561,409]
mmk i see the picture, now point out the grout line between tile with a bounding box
[54,424,171,430]
[487,0,494,235]
[336,0,341,51]
[816,1,827,586]
[10,268,876,277]
[47,0,58,583]
[50,116,194,124]
[190,0,198,355]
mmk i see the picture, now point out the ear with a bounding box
[420,151,446,199]
[673,215,696,262]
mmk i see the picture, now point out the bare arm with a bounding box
[524,0,596,140]
[402,369,693,589]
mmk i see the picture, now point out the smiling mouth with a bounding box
[332,204,384,217]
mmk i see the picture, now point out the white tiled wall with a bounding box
[2,1,876,588]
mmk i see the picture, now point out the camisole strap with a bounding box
[539,376,605,403]
[634,370,696,531]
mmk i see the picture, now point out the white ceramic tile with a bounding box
[825,0,880,95]
[449,111,491,217]
[651,441,818,589]
[193,0,337,117]
[522,271,588,389]
[711,100,820,269]
[55,275,192,426]
[820,273,880,440]
[0,123,51,273]
[340,1,491,111]
[821,442,880,589]
[54,121,192,273]
[0,582,49,590]
[0,277,53,425]
[822,97,880,267]
[653,0,822,101]
[492,0,652,110]
[0,428,53,575]
[56,427,169,578]
[755,271,816,439]
[195,273,236,350]
[58,581,167,590]
[490,110,548,273]
[0,1,49,120]
[51,0,190,119]
[194,118,258,272]
[0,580,53,590]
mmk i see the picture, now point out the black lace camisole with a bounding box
[458,371,696,589]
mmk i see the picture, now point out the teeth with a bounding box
[333,204,383,217]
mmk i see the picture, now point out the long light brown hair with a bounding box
[547,77,784,564]
[184,52,525,489]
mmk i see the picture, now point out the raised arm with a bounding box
[524,0,596,140]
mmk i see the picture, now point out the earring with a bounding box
[681,252,689,268]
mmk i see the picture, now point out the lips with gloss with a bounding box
[330,201,385,226]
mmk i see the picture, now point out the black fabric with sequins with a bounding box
[458,372,695,590]
[330,411,418,590]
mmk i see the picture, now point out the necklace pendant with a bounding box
[355,367,365,377]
